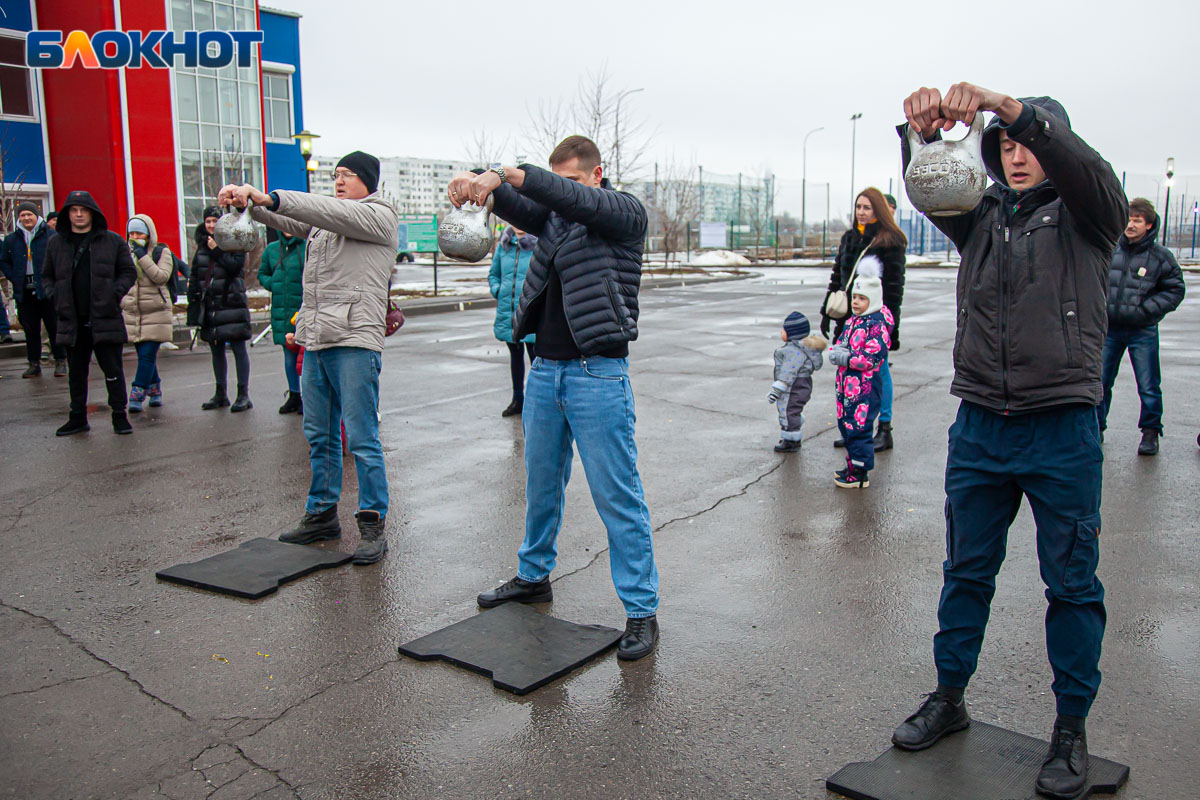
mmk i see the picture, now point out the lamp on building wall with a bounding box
[293,129,320,191]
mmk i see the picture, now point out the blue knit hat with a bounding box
[783,311,810,340]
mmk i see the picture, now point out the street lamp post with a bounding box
[1162,157,1175,246]
[613,87,644,187]
[293,129,320,192]
[802,126,824,251]
[849,113,862,216]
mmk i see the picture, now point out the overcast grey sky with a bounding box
[278,0,1200,220]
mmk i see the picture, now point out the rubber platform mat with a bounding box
[156,537,352,599]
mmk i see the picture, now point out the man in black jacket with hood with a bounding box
[891,85,1126,800]
[446,136,660,660]
[42,191,138,436]
[1098,197,1184,455]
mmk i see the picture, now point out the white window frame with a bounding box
[0,30,40,122]
[261,61,295,145]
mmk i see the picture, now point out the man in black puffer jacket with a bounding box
[43,191,137,436]
[447,136,660,660]
[1098,197,1184,455]
[890,85,1126,800]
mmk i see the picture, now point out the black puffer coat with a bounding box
[1106,216,1185,330]
[821,222,907,345]
[187,223,251,343]
[899,97,1126,413]
[491,165,647,356]
[42,191,137,346]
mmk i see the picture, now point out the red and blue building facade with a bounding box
[0,0,306,256]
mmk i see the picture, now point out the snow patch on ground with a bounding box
[690,250,752,267]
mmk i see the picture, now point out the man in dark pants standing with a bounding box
[1097,197,1184,455]
[0,201,66,376]
[42,191,137,436]
[447,136,660,660]
[891,85,1125,799]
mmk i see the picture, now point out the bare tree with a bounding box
[644,161,701,272]
[463,128,512,169]
[745,172,777,260]
[0,133,30,236]
[521,97,572,165]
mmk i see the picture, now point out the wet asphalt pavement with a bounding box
[1,268,1198,800]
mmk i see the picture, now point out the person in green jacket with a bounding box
[258,232,306,414]
[489,226,537,416]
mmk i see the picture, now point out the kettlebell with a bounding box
[212,200,260,252]
[904,114,988,217]
[438,196,494,262]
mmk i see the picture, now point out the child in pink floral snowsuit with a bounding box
[828,272,894,488]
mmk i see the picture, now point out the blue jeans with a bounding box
[301,347,388,517]
[1098,325,1162,433]
[132,342,161,389]
[518,356,659,618]
[0,294,9,335]
[878,358,893,423]
[283,346,300,393]
[935,401,1105,717]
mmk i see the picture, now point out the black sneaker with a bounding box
[477,576,553,608]
[617,615,659,661]
[1137,428,1159,456]
[279,506,342,544]
[834,466,870,489]
[891,692,970,751]
[1035,726,1088,799]
[55,415,90,437]
[774,438,801,453]
[351,510,388,565]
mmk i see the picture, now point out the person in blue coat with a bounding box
[489,225,537,416]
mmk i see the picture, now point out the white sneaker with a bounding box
[161,341,179,350]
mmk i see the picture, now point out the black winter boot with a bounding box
[351,510,388,564]
[280,506,342,544]
[56,414,90,437]
[202,385,229,410]
[278,391,302,414]
[230,385,253,413]
[873,421,894,451]
[1137,428,1159,456]
[111,412,133,435]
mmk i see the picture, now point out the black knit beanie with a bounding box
[336,151,380,194]
[203,206,221,221]
[783,311,810,341]
[17,200,39,217]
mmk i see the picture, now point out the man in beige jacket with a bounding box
[218,151,399,564]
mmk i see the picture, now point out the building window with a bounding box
[0,34,36,119]
[262,70,293,143]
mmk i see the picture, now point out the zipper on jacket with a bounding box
[1000,221,1011,411]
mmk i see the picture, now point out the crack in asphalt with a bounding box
[2,486,62,534]
[0,670,111,699]
[0,599,301,799]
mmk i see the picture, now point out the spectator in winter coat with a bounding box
[891,84,1126,799]
[259,231,306,414]
[822,187,906,453]
[42,191,138,436]
[122,215,176,413]
[0,200,66,375]
[767,311,825,453]
[187,206,254,413]
[489,225,537,416]
[1098,197,1185,455]
[221,150,399,566]
[447,135,660,660]
[45,211,58,230]
[827,268,893,488]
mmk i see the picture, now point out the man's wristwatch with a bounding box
[488,163,507,185]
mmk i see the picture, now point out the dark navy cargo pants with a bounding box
[934,401,1106,717]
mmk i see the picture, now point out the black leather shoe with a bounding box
[501,399,523,417]
[1137,428,1159,456]
[892,692,970,750]
[833,437,846,448]
[1036,726,1088,799]
[477,576,552,608]
[774,438,801,453]
[617,615,659,660]
[280,506,342,544]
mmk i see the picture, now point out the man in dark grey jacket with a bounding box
[447,135,660,660]
[1098,197,1184,455]
[891,84,1125,800]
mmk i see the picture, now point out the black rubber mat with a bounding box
[827,721,1129,800]
[398,602,623,695]
[156,537,352,599]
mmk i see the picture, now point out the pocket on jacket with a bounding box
[1062,513,1101,593]
[1062,300,1082,369]
[604,277,629,328]
[314,291,361,344]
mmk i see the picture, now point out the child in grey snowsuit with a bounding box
[767,311,827,452]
